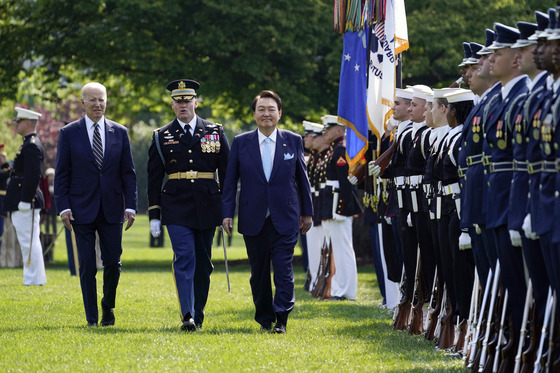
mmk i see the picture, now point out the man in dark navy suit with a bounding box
[54,82,138,327]
[222,90,313,333]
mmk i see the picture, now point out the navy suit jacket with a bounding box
[54,117,137,224]
[222,128,313,236]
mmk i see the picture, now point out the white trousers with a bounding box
[305,224,324,290]
[323,217,357,300]
[11,210,47,285]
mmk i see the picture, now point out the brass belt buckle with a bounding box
[186,170,198,179]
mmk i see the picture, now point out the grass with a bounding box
[0,215,465,372]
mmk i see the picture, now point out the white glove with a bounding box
[347,175,358,186]
[474,224,481,235]
[459,232,472,250]
[509,230,522,247]
[150,219,162,238]
[522,214,538,240]
[18,201,31,211]
[384,216,392,225]
[332,213,347,221]
[368,161,381,177]
[386,117,399,132]
[407,213,413,227]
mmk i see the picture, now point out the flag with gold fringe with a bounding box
[337,27,369,171]
[334,0,408,169]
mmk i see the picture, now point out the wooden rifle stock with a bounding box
[311,239,329,298]
[373,140,397,177]
[437,300,455,350]
[408,251,424,335]
[322,240,335,300]
[425,269,441,341]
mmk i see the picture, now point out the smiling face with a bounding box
[254,97,281,136]
[172,99,198,123]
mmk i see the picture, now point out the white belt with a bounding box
[394,176,406,186]
[442,182,461,196]
[320,182,326,188]
[407,175,423,186]
[326,180,340,188]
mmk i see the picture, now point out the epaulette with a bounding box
[29,136,36,144]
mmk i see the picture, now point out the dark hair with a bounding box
[434,98,449,108]
[252,90,282,112]
[449,100,474,125]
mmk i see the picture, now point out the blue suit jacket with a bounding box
[54,117,137,224]
[222,128,313,236]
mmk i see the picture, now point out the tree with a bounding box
[404,0,558,87]
[1,0,343,131]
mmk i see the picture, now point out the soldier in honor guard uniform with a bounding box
[506,17,553,362]
[439,89,476,352]
[301,120,325,292]
[147,79,230,331]
[5,107,47,286]
[459,29,502,288]
[482,22,530,343]
[405,85,436,301]
[320,114,362,301]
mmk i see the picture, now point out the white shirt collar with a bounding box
[258,128,278,143]
[177,116,197,134]
[85,115,104,128]
[530,71,548,91]
[501,75,528,100]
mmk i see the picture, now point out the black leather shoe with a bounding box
[181,318,196,332]
[260,323,272,332]
[100,308,115,326]
[87,322,98,327]
[273,323,286,334]
[195,323,202,330]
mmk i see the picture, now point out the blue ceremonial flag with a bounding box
[337,27,370,172]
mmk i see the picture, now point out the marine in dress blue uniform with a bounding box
[147,79,230,331]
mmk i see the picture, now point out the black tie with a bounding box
[184,124,192,143]
[92,123,103,169]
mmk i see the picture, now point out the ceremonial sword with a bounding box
[220,225,230,292]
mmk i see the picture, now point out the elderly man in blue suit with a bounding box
[54,82,137,327]
[222,90,313,334]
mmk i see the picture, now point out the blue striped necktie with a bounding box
[92,123,103,169]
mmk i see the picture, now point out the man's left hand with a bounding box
[300,215,312,234]
[124,211,135,231]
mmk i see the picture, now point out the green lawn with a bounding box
[0,215,464,372]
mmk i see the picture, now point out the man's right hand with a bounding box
[222,218,233,236]
[150,219,161,238]
[61,210,74,231]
